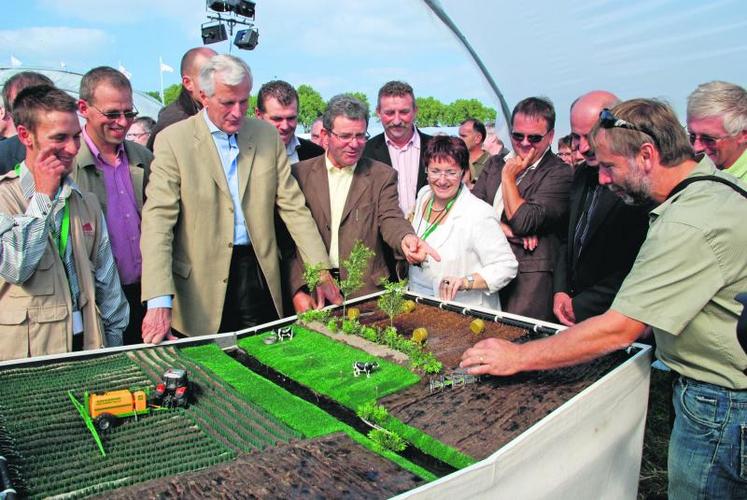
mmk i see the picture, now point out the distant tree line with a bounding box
[148,83,496,131]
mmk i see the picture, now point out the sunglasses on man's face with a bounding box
[598,108,659,148]
[91,104,139,121]
[510,132,547,144]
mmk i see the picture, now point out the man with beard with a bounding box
[0,85,128,359]
[552,91,649,325]
[461,98,747,499]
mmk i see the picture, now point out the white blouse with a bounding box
[408,184,518,311]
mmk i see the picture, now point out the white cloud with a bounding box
[0,27,112,68]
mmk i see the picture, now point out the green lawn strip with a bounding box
[381,417,476,469]
[180,344,436,481]
[237,325,420,408]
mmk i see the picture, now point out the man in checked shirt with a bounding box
[0,85,128,360]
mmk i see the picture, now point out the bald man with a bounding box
[147,47,217,150]
[552,91,650,325]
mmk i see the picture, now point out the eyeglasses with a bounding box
[557,151,573,158]
[688,132,729,150]
[125,132,150,140]
[599,108,659,148]
[426,168,462,180]
[510,131,549,144]
[328,130,370,143]
[91,104,139,121]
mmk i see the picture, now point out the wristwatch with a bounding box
[464,274,474,290]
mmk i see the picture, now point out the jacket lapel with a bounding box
[309,157,332,233]
[194,115,232,199]
[236,128,256,200]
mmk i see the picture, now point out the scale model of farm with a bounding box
[0,246,634,498]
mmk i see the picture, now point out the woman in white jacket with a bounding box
[409,135,518,311]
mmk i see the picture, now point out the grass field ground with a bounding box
[181,343,438,480]
[238,325,421,408]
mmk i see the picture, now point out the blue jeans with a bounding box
[669,376,747,499]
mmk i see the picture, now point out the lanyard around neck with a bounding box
[16,163,70,258]
[420,186,461,241]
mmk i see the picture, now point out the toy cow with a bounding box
[276,326,294,342]
[353,361,379,378]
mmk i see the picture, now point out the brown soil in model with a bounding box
[99,433,425,499]
[353,299,632,460]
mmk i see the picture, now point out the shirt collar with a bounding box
[725,148,747,179]
[324,152,357,173]
[385,127,420,150]
[504,146,550,170]
[18,161,80,200]
[651,155,717,217]
[285,134,300,157]
[202,109,238,144]
[82,126,125,165]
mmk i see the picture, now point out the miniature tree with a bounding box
[339,240,375,317]
[303,262,325,295]
[378,279,408,328]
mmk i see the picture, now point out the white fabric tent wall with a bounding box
[422,0,747,138]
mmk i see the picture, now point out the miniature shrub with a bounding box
[360,326,378,343]
[326,319,339,332]
[368,428,407,452]
[341,319,361,335]
[356,402,389,424]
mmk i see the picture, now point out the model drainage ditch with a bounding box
[227,347,458,478]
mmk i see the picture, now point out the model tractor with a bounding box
[149,368,190,408]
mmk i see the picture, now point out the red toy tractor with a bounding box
[149,368,191,408]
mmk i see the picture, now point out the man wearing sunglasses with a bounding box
[552,91,649,326]
[72,66,153,345]
[687,80,747,181]
[473,97,571,321]
[462,99,747,499]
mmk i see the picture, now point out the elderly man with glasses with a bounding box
[71,66,152,345]
[462,99,747,499]
[687,80,747,181]
[288,94,438,310]
[473,97,572,321]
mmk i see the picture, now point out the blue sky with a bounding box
[3,0,746,138]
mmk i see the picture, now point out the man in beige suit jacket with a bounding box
[140,55,338,342]
[290,95,438,309]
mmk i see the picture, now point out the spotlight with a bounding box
[206,0,255,19]
[201,23,227,44]
[234,1,256,19]
[234,28,259,50]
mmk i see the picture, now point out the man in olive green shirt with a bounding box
[458,118,491,185]
[687,80,747,181]
[459,99,747,498]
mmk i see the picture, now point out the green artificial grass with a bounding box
[238,325,420,409]
[383,418,476,470]
[181,344,437,482]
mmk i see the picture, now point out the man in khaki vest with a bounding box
[0,85,128,361]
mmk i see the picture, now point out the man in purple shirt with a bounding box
[71,66,153,345]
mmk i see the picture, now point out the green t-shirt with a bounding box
[612,157,747,389]
[725,148,747,181]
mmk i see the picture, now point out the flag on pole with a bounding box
[118,62,132,80]
[10,55,22,67]
[160,59,174,73]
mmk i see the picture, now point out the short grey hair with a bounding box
[199,54,252,97]
[687,81,747,136]
[322,94,369,131]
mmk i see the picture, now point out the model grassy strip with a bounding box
[237,325,420,409]
[137,347,299,447]
[180,344,436,481]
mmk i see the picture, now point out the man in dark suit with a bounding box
[473,97,572,321]
[0,72,55,174]
[289,94,437,310]
[552,91,650,325]
[146,47,216,151]
[255,80,324,164]
[363,81,432,218]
